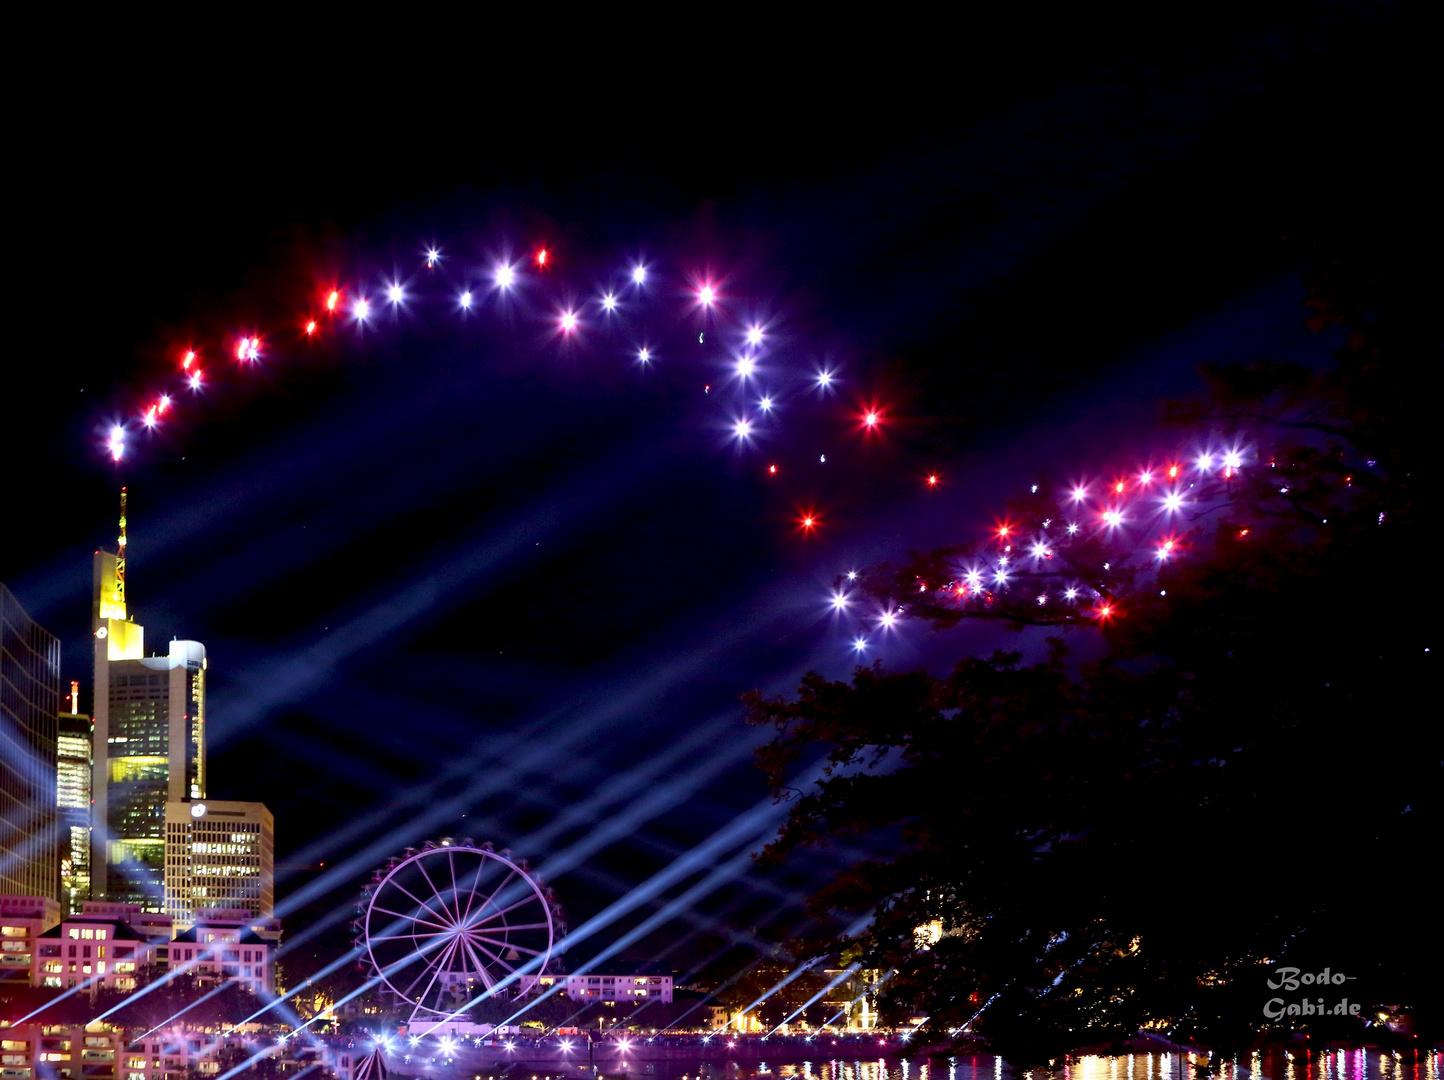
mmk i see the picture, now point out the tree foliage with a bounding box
[745,248,1440,1066]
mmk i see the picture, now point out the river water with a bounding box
[384,1049,1442,1080]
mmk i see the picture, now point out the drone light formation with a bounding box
[91,222,1292,661]
[819,439,1280,648]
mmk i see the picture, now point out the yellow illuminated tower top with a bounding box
[94,487,143,660]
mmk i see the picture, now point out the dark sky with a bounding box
[5,8,1422,987]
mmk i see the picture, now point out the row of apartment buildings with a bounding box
[537,961,674,1002]
[1,895,278,997]
[2,1024,330,1080]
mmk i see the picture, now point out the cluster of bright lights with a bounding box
[96,237,905,490]
[827,444,1258,650]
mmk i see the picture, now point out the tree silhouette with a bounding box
[746,246,1440,1067]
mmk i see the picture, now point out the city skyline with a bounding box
[2,5,1433,1061]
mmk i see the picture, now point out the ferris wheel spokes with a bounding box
[359,842,562,1021]
[388,879,456,927]
[369,904,453,932]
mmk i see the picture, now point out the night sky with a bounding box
[5,9,1423,988]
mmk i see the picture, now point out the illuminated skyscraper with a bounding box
[91,491,207,909]
[56,685,92,914]
[0,583,61,899]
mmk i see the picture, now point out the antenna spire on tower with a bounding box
[115,486,127,608]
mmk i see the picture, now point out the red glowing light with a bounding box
[1168,464,1179,478]
[536,248,549,267]
[1115,481,1125,494]
[1098,604,1114,619]
[864,411,880,427]
[926,473,939,486]
[181,350,195,370]
[768,464,778,475]
[305,320,317,336]
[326,290,339,311]
[798,511,819,532]
[996,523,1011,538]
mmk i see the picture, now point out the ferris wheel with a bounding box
[358,840,562,1021]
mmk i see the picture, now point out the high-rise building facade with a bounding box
[91,493,208,909]
[56,694,93,914]
[1,583,61,899]
[163,801,274,926]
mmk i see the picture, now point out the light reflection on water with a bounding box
[545,1051,1441,1080]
